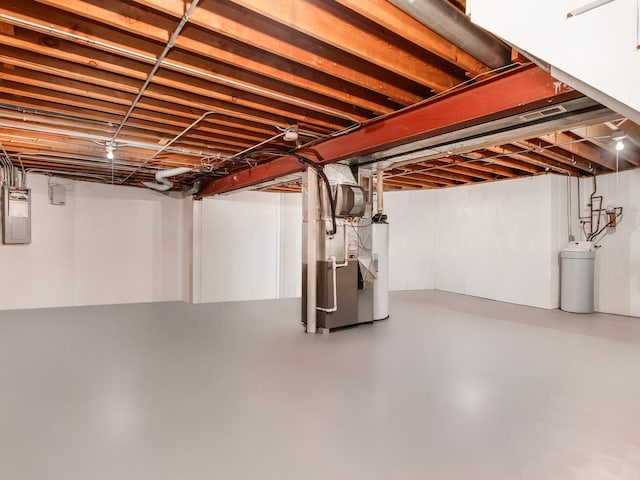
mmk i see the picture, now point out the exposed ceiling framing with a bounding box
[0,0,637,194]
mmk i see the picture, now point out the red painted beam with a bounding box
[197,65,582,197]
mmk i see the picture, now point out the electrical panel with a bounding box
[2,186,31,245]
[49,183,66,206]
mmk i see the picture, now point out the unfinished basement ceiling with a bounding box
[0,0,638,193]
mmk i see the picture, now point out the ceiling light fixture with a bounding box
[283,126,299,142]
[611,131,625,151]
[105,144,115,160]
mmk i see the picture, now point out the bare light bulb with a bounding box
[283,129,298,142]
[106,145,115,160]
[615,140,624,151]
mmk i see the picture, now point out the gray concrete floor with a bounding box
[1,290,640,479]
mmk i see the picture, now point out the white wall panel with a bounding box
[384,190,436,291]
[278,193,302,298]
[0,175,186,310]
[0,175,75,309]
[199,191,300,303]
[432,176,560,309]
[180,197,194,302]
[385,176,567,309]
[582,170,640,317]
[434,186,467,295]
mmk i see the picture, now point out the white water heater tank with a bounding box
[372,221,389,320]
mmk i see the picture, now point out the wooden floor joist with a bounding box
[0,0,635,191]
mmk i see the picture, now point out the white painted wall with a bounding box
[11,171,632,316]
[197,191,301,303]
[194,172,640,317]
[467,0,640,123]
[384,175,570,309]
[384,190,436,291]
[436,175,567,308]
[278,192,303,298]
[0,174,188,310]
[577,169,640,317]
[195,176,571,310]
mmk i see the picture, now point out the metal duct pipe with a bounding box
[388,0,511,70]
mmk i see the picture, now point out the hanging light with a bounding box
[611,131,625,151]
[283,126,299,142]
[105,144,115,160]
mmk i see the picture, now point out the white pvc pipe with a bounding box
[376,171,384,215]
[372,223,389,320]
[306,167,318,333]
[316,256,338,313]
[317,229,350,313]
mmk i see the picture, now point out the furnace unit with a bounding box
[302,165,388,333]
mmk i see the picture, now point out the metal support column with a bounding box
[305,167,318,333]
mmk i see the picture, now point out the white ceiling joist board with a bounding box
[467,0,640,124]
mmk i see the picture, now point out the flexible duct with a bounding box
[142,166,191,191]
[388,0,511,70]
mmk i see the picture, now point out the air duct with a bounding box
[388,0,511,70]
[143,166,191,192]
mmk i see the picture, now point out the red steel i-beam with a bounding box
[196,64,582,198]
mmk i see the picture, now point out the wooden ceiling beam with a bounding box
[390,170,461,186]
[448,156,520,178]
[517,139,595,175]
[129,0,426,105]
[0,60,333,138]
[420,160,499,180]
[383,177,436,189]
[0,82,274,148]
[0,25,374,122]
[0,104,252,154]
[497,143,582,176]
[0,45,351,133]
[535,132,616,171]
[618,119,640,147]
[401,164,479,183]
[478,148,542,174]
[0,125,210,164]
[334,0,489,77]
[227,0,463,92]
[613,120,640,167]
[568,123,640,167]
[2,0,397,115]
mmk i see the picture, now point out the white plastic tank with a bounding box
[372,221,389,320]
[560,241,595,313]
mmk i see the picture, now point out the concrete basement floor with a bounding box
[1,290,640,480]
